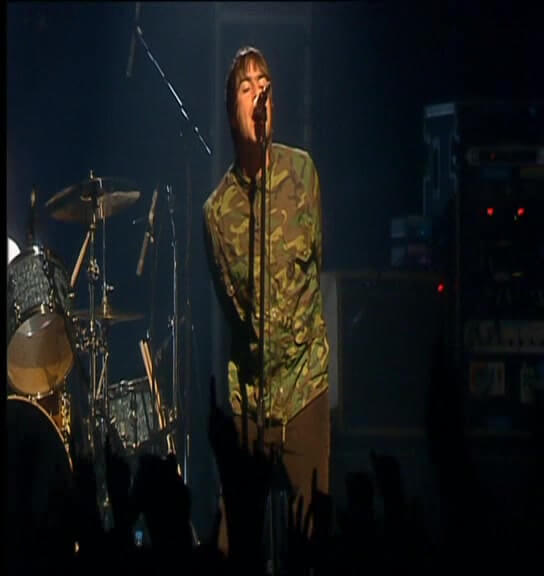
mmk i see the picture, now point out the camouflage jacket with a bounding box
[203,143,329,424]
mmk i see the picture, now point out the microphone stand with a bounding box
[133,23,212,487]
[255,102,278,576]
[256,113,268,454]
[183,161,193,484]
[255,95,290,576]
[167,185,182,464]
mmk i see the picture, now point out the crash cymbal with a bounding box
[45,176,140,223]
[72,302,144,325]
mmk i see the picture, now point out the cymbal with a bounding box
[72,302,144,325]
[45,176,140,222]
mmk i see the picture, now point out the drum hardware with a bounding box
[73,302,144,325]
[43,170,142,532]
[129,185,187,481]
[59,389,72,448]
[7,173,148,537]
[45,176,140,224]
[108,376,160,455]
[139,338,179,463]
[7,191,80,501]
[11,300,21,325]
[87,258,101,282]
[84,187,101,450]
[132,183,184,474]
[36,385,73,455]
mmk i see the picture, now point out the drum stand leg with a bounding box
[131,387,138,452]
[59,383,72,455]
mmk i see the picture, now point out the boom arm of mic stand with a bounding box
[134,26,212,157]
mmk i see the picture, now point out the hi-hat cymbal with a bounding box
[72,302,144,325]
[45,176,140,223]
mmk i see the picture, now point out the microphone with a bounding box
[126,2,141,78]
[136,187,159,276]
[253,83,271,110]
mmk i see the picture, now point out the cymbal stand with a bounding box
[97,188,113,440]
[85,172,112,530]
[167,184,185,476]
[86,177,100,455]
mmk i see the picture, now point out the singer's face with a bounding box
[234,60,272,145]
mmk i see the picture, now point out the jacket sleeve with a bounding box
[203,200,244,325]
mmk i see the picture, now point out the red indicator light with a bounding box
[517,207,525,216]
[437,283,445,293]
[486,207,494,216]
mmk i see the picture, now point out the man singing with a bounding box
[203,45,330,555]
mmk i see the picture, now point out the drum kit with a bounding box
[7,172,181,531]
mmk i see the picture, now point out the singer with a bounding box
[203,46,330,556]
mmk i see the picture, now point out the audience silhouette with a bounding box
[7,354,543,575]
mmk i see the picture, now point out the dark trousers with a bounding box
[218,390,330,556]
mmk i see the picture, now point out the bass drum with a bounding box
[6,396,75,564]
[7,245,75,397]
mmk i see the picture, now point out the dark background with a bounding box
[7,1,544,545]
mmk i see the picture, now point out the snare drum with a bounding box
[7,245,75,397]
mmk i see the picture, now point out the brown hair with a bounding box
[225,46,272,142]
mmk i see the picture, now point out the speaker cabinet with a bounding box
[322,269,447,434]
